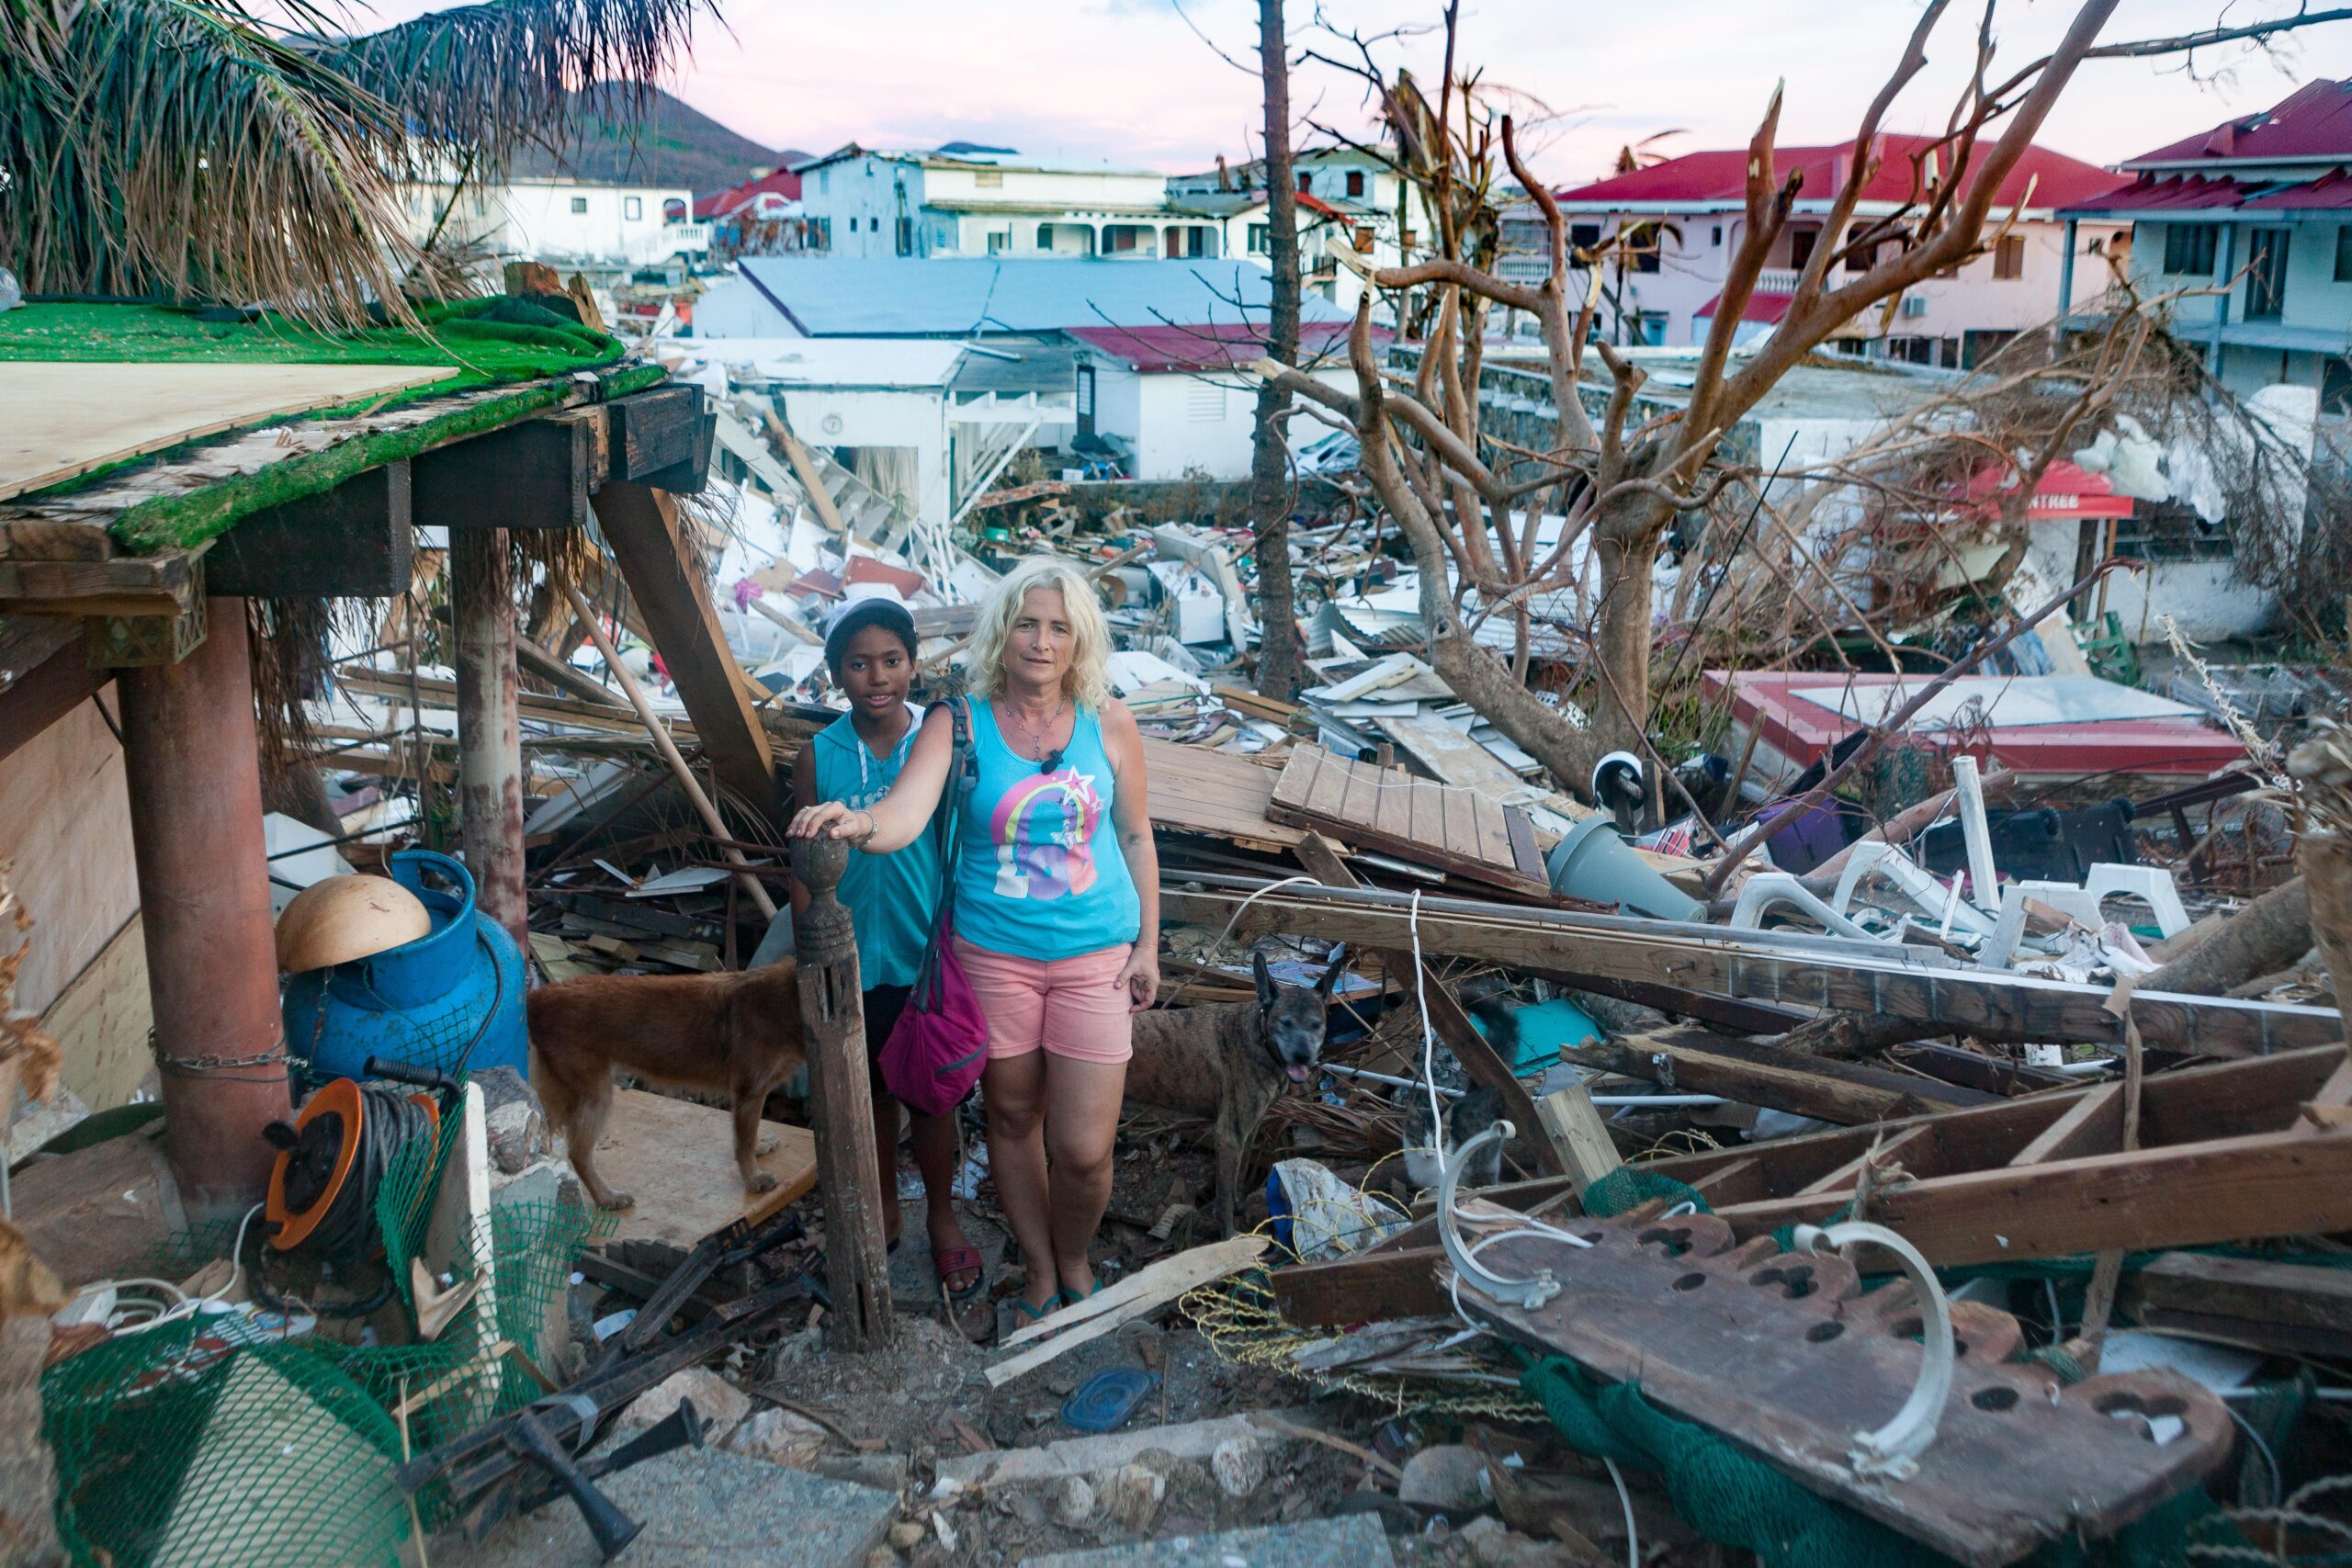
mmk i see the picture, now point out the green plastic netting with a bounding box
[41,1095,607,1566]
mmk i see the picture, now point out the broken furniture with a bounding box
[1273,1045,2352,1327]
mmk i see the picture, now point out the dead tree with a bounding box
[1250,0,1306,699]
[1262,0,2352,795]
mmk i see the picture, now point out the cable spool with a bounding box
[264,1078,440,1263]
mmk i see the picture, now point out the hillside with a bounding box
[508,85,807,195]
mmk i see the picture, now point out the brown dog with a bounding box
[528,962,806,1211]
[1123,949,1345,1235]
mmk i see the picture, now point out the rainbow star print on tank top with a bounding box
[989,766,1103,900]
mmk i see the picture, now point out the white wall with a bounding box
[799,155,927,258]
[1092,366,1354,480]
[494,180,703,266]
[775,386,952,525]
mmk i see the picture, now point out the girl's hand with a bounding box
[1115,947,1160,1012]
[786,803,866,841]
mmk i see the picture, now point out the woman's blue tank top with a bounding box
[950,697,1140,962]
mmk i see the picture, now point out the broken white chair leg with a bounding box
[1731,873,1889,944]
[1829,842,1997,938]
[1951,756,2001,916]
[1789,1221,1955,1480]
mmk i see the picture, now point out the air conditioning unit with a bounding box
[1900,294,1930,319]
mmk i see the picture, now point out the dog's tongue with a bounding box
[1286,1064,1312,1084]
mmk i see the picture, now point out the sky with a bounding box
[659,0,2352,180]
[362,0,2352,183]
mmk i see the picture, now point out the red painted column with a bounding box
[116,598,290,1221]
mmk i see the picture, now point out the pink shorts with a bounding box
[953,937,1135,1065]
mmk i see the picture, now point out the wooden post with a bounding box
[117,598,291,1219]
[1532,1084,1624,1196]
[451,527,528,953]
[788,834,894,1349]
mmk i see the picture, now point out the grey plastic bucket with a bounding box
[1546,816,1705,921]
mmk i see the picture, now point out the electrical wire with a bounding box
[1157,874,1321,1008]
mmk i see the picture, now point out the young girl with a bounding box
[790,599,984,1309]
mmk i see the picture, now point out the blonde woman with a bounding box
[787,556,1159,1326]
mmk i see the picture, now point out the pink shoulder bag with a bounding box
[877,698,989,1115]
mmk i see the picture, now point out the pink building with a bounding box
[1536,133,2126,367]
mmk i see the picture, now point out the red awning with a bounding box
[1693,289,1795,325]
[1961,459,2136,521]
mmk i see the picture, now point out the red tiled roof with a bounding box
[1556,133,2117,213]
[2058,173,2252,215]
[2250,169,2352,210]
[2124,79,2352,167]
[1065,320,1373,374]
[1693,289,1795,325]
[695,166,802,220]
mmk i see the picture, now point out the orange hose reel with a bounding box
[265,1078,441,1253]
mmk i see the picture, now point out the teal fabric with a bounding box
[815,708,940,989]
[950,698,1140,962]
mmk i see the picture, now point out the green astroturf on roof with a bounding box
[0,297,626,398]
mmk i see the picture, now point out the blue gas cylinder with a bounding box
[282,851,527,1090]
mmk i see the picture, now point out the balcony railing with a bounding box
[1755,267,1801,295]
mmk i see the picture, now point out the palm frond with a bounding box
[1,0,415,325]
[318,0,711,177]
[0,0,709,330]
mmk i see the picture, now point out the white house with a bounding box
[791,144,1221,260]
[399,175,708,270]
[2058,78,2352,411]
[1542,134,2128,367]
[1168,145,1432,317]
[1064,322,1360,481]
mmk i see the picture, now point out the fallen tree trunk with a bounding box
[2139,876,2310,998]
[2302,833,2352,1005]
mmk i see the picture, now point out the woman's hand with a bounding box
[786,802,871,842]
[1115,946,1160,1013]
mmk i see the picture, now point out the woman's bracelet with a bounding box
[850,810,877,847]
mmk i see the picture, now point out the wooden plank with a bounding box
[593,481,776,819]
[1267,747,1548,897]
[0,361,449,502]
[1160,879,2346,1056]
[1794,1124,1932,1195]
[593,1088,818,1253]
[1569,1029,1982,1126]
[0,619,100,766]
[989,1236,1266,1386]
[0,550,196,618]
[1532,1084,1623,1194]
[2121,1253,2352,1358]
[1139,738,1301,849]
[1374,713,1537,812]
[2007,1083,2125,1166]
[414,407,606,532]
[205,460,412,597]
[1465,1210,2233,1565]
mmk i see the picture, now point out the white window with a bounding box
[987,231,1009,254]
[819,170,831,194]
[569,196,588,214]
[976,170,1003,188]
[1248,222,1270,254]
[1187,381,1225,422]
[624,196,642,220]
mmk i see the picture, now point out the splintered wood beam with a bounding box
[205,461,412,598]
[591,481,775,822]
[414,407,607,531]
[0,618,100,767]
[789,836,892,1350]
[1569,1029,1992,1126]
[1291,832,1564,1177]
[1161,877,2345,1056]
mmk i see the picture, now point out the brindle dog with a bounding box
[1124,947,1347,1235]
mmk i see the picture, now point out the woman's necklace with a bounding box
[1008,695,1067,764]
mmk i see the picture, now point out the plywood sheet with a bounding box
[1141,737,1302,850]
[1269,744,1546,897]
[591,1088,819,1252]
[0,361,452,502]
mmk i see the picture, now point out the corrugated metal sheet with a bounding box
[730,257,1353,338]
[2124,79,2352,168]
